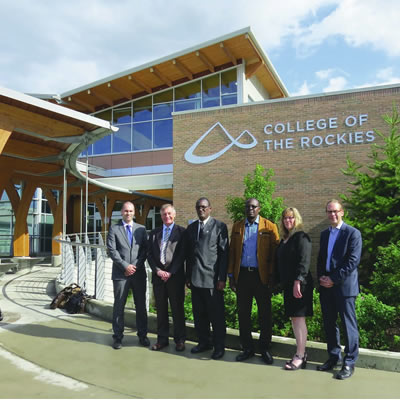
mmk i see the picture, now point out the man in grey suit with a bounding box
[107,201,149,349]
[185,197,229,360]
[147,204,186,351]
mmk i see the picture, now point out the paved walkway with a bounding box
[0,265,399,399]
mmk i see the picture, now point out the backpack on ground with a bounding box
[50,283,88,313]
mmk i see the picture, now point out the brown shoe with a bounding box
[151,342,169,351]
[175,342,185,352]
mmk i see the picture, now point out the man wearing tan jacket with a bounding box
[228,198,280,364]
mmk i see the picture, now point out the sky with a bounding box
[1,0,400,97]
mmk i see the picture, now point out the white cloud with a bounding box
[291,81,313,96]
[295,0,400,57]
[357,67,400,88]
[316,69,335,80]
[323,76,348,92]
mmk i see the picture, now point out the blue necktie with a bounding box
[126,224,132,244]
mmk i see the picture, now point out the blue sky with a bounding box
[1,0,399,97]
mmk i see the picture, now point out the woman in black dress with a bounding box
[276,207,313,370]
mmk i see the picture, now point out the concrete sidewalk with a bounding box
[0,266,399,399]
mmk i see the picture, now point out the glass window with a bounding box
[154,119,173,149]
[41,200,51,214]
[112,124,132,153]
[222,93,237,106]
[113,106,132,124]
[94,109,112,122]
[133,122,152,151]
[221,69,237,94]
[175,81,201,100]
[93,135,111,155]
[174,99,201,112]
[154,102,172,119]
[133,98,152,122]
[154,90,173,103]
[202,75,220,108]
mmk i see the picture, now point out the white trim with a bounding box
[0,86,117,132]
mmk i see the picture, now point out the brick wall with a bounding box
[173,86,400,268]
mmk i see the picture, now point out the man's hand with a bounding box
[228,276,236,292]
[157,270,171,282]
[216,280,226,291]
[319,275,334,288]
[293,280,302,298]
[124,264,136,276]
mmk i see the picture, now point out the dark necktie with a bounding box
[198,221,204,240]
[126,224,132,244]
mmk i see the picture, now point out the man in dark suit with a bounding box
[228,198,280,364]
[185,197,229,360]
[147,204,186,352]
[107,201,149,350]
[316,199,362,380]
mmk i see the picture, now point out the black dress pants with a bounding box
[191,285,226,349]
[236,269,272,353]
[153,273,186,344]
[112,269,148,340]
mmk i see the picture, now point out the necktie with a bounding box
[198,221,204,240]
[126,224,132,245]
[160,227,171,265]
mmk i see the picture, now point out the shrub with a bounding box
[370,241,400,307]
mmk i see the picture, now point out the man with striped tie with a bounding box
[147,204,187,351]
[107,201,149,350]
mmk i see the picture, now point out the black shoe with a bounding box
[139,336,150,347]
[236,349,255,362]
[317,358,338,371]
[260,351,274,364]
[336,365,354,380]
[175,342,185,352]
[285,353,307,370]
[151,342,169,351]
[0,311,3,322]
[211,348,225,360]
[191,343,213,354]
[112,339,122,350]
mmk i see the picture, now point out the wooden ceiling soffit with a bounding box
[66,96,96,113]
[87,88,113,107]
[3,138,60,159]
[150,67,172,87]
[0,126,13,154]
[219,42,237,65]
[128,75,152,93]
[0,103,84,138]
[245,61,263,80]
[244,34,264,63]
[172,59,193,80]
[108,81,133,100]
[195,51,215,73]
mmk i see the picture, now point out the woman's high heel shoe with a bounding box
[285,353,307,370]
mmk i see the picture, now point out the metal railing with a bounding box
[55,232,152,308]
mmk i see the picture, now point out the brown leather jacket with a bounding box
[227,216,280,286]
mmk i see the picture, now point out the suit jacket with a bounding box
[317,222,362,296]
[228,216,280,286]
[276,231,313,289]
[147,224,186,284]
[107,220,148,280]
[185,217,229,288]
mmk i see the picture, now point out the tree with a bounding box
[340,105,400,284]
[225,164,284,223]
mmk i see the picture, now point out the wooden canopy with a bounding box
[45,27,288,114]
[0,87,166,257]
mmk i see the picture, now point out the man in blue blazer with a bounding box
[316,199,362,380]
[107,201,149,350]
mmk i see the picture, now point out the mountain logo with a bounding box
[184,122,258,164]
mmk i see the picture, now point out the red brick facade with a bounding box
[173,85,400,264]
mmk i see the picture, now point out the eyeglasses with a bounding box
[326,210,342,214]
[283,216,295,220]
[245,205,259,209]
[196,205,209,210]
